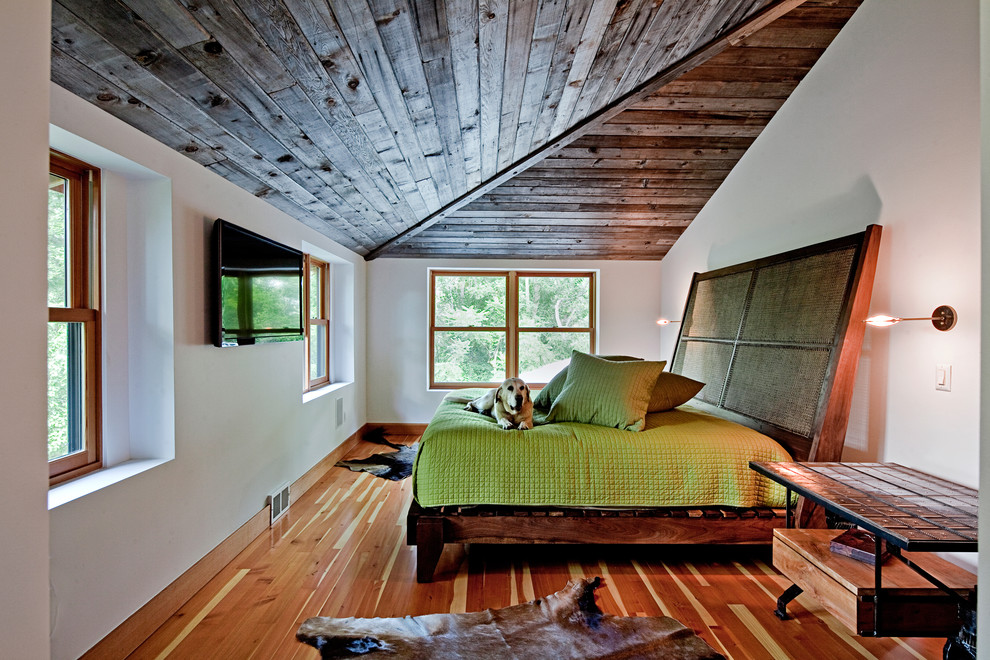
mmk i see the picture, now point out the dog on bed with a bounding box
[464,377,534,430]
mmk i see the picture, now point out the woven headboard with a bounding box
[670,226,881,462]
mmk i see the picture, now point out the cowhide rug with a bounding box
[334,427,417,481]
[297,577,725,659]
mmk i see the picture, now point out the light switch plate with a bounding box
[936,364,951,392]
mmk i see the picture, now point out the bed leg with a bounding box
[416,517,444,583]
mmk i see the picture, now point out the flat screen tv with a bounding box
[212,219,304,347]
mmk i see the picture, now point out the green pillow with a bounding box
[533,355,646,411]
[547,351,664,431]
[648,372,705,412]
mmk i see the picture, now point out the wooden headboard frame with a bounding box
[669,225,881,464]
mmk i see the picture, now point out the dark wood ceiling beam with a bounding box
[736,25,842,48]
[503,168,736,180]
[439,213,698,224]
[629,96,787,111]
[486,186,721,197]
[568,134,757,148]
[535,158,742,169]
[444,201,707,212]
[498,177,724,189]
[475,186,715,199]
[657,79,801,97]
[366,0,807,259]
[551,148,750,160]
[424,221,691,231]
[394,239,678,249]
[383,247,675,260]
[411,231,682,241]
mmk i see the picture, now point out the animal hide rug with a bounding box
[334,428,416,481]
[296,577,724,659]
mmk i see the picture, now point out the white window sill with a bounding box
[302,380,351,403]
[48,458,171,510]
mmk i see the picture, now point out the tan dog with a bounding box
[465,377,533,430]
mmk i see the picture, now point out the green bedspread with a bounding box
[413,391,793,509]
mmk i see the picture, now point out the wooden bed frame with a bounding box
[409,226,882,582]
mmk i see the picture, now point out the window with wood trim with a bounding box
[305,255,331,390]
[48,150,102,484]
[430,270,596,389]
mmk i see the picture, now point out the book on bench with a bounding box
[829,528,890,565]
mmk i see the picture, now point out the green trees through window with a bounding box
[430,271,595,387]
[48,177,71,460]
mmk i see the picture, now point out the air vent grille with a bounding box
[268,483,290,525]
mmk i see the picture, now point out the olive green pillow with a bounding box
[547,351,664,431]
[533,355,646,410]
[648,372,705,412]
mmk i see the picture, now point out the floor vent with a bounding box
[268,483,290,525]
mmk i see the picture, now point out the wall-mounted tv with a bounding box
[212,219,304,347]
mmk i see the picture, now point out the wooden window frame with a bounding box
[49,149,102,485]
[304,255,331,391]
[429,270,596,389]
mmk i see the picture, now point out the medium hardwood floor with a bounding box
[130,436,947,659]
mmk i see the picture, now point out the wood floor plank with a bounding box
[129,436,950,659]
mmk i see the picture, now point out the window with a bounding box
[430,270,596,388]
[48,150,102,484]
[305,255,331,390]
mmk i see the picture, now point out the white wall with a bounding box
[367,259,663,422]
[661,1,979,486]
[0,0,51,655]
[46,86,367,659]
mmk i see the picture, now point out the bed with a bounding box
[408,226,882,582]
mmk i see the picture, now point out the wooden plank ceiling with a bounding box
[51,0,861,260]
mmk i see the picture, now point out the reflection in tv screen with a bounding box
[221,270,301,337]
[213,219,304,347]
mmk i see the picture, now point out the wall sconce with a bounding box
[865,305,957,331]
[656,318,680,326]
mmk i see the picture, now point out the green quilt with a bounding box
[413,391,792,509]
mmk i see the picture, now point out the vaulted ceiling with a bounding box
[51,0,861,259]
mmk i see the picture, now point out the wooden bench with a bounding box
[752,461,978,658]
[773,528,975,637]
